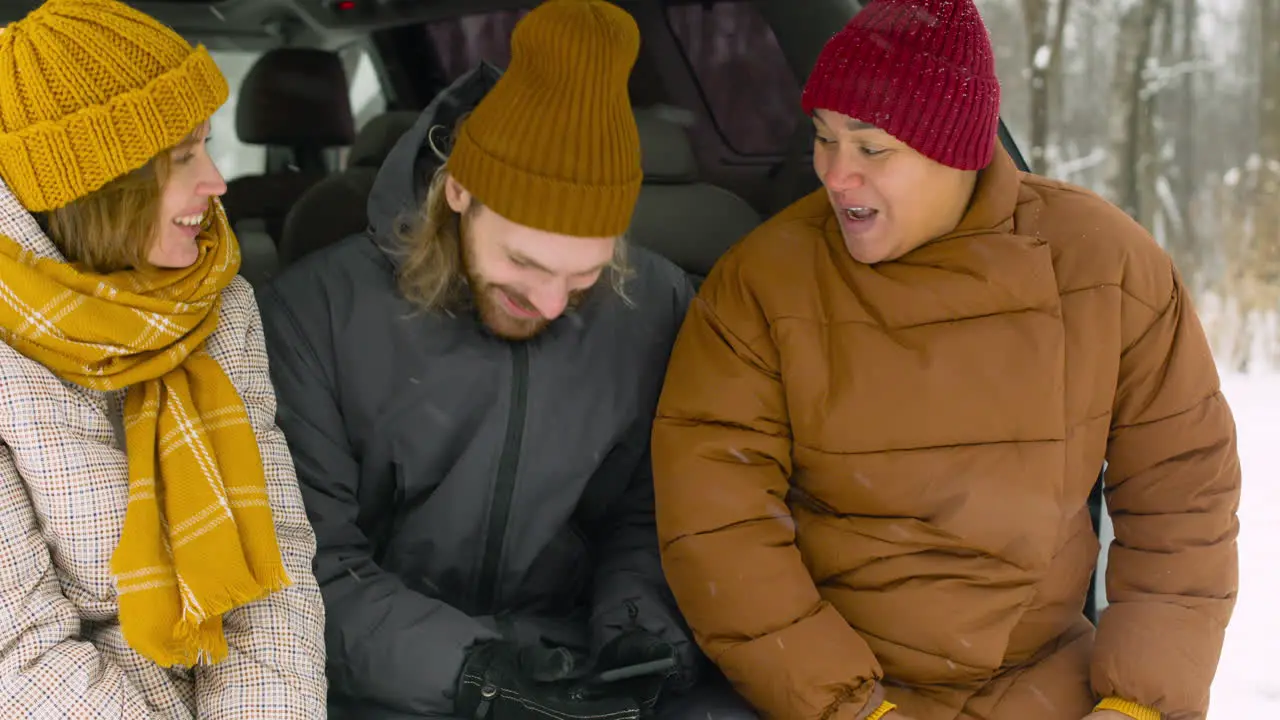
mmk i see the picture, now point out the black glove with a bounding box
[571,631,681,713]
[456,640,641,720]
[515,641,584,683]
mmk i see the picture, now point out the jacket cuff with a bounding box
[863,701,897,720]
[1095,696,1161,720]
[849,682,889,720]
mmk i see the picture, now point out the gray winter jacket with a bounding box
[258,66,698,717]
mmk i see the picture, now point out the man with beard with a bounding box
[257,2,751,719]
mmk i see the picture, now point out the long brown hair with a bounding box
[394,166,469,313]
[42,130,203,273]
[395,121,634,315]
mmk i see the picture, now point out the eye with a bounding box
[814,134,836,145]
[860,145,887,157]
[174,151,196,165]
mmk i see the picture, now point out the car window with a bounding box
[343,43,389,131]
[425,10,527,82]
[421,3,797,159]
[210,46,387,176]
[665,1,801,156]
[207,50,265,182]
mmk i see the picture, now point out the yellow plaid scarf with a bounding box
[0,199,290,667]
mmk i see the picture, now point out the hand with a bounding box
[572,631,680,712]
[456,640,641,720]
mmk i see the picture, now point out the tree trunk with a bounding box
[1261,0,1280,164]
[1021,0,1071,175]
[1107,0,1163,219]
[1137,0,1173,234]
[1255,0,1280,296]
[1166,0,1200,279]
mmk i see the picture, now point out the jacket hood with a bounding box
[366,61,503,252]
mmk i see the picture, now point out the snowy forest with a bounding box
[973,0,1280,371]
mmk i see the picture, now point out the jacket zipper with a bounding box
[475,343,528,613]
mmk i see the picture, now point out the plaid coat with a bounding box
[0,181,328,719]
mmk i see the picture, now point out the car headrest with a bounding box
[279,169,380,267]
[348,111,421,168]
[635,105,698,183]
[236,48,356,147]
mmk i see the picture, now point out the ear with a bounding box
[444,174,472,214]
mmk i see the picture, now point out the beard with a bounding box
[459,218,588,341]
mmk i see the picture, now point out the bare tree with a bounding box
[1137,0,1174,234]
[1207,0,1280,369]
[1107,0,1163,219]
[1164,0,1200,279]
[1261,0,1280,196]
[975,0,1273,364]
[1020,0,1071,174]
[1254,0,1280,307]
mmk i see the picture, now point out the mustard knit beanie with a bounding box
[0,0,228,212]
[448,0,642,238]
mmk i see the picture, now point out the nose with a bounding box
[526,280,571,321]
[200,154,228,197]
[820,151,866,194]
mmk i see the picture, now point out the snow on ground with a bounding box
[1207,373,1280,717]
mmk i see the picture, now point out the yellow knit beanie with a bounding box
[0,0,228,212]
[448,0,642,238]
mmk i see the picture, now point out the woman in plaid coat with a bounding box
[0,1,327,717]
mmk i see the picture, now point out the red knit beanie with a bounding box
[801,0,1001,170]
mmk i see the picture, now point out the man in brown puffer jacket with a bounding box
[650,1,1240,719]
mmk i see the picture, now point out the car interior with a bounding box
[3,0,1106,620]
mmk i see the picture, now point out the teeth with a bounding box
[845,207,874,220]
[174,212,205,227]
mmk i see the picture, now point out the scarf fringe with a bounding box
[175,615,230,667]
[134,564,295,669]
[253,562,294,594]
[174,570,292,666]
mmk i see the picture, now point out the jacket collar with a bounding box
[950,144,1020,239]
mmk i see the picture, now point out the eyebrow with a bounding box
[510,252,608,276]
[180,122,213,147]
[175,135,201,150]
[511,252,553,273]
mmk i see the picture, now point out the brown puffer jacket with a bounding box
[651,147,1240,720]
